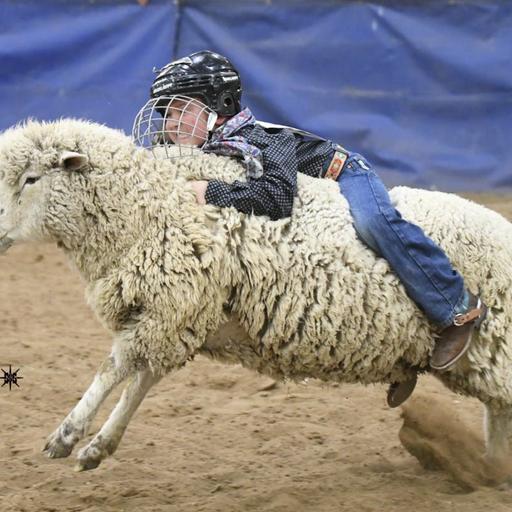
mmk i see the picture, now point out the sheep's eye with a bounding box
[24,176,40,186]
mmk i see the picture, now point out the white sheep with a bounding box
[0,118,511,473]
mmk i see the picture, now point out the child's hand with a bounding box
[189,180,208,205]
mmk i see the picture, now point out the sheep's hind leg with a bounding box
[43,354,130,458]
[75,368,161,471]
[484,403,512,461]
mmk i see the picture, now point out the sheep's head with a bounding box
[0,121,89,254]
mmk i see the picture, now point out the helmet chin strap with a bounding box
[207,111,218,132]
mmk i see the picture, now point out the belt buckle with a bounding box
[324,148,348,180]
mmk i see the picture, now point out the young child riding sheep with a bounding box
[133,50,487,408]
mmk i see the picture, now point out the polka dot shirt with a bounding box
[205,123,336,220]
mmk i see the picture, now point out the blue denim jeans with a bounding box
[333,152,466,329]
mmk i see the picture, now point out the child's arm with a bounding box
[203,129,298,220]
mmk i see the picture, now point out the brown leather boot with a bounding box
[430,292,487,371]
[387,373,417,408]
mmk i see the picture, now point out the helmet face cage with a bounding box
[132,95,218,159]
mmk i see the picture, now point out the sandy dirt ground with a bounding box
[1,193,512,512]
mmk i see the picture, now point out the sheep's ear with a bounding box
[59,151,88,172]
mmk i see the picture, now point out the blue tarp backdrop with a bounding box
[0,0,511,190]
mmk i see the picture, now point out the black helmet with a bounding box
[151,50,242,117]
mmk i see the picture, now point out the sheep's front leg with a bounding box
[43,354,130,458]
[75,368,161,471]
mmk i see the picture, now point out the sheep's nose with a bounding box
[0,208,4,215]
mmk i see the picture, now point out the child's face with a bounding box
[163,97,211,147]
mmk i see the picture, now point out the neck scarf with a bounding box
[203,107,264,178]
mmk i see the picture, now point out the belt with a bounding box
[321,145,350,180]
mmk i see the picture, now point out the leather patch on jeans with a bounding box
[324,151,348,180]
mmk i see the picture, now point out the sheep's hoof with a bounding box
[75,443,105,471]
[42,432,74,458]
[496,475,512,491]
[74,458,101,472]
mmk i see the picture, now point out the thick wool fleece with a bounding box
[1,119,512,409]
